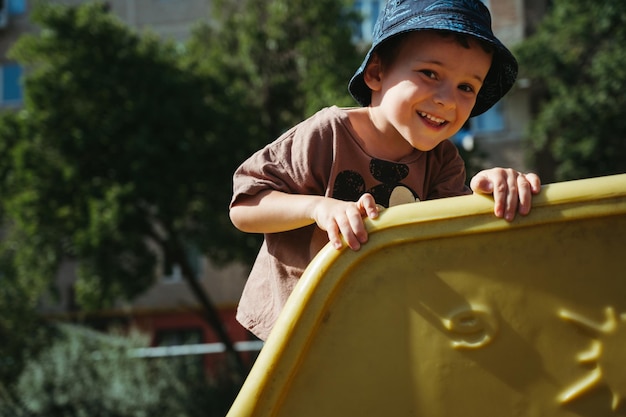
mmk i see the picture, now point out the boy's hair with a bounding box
[349,0,518,117]
[373,30,494,72]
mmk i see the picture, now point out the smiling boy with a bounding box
[229,0,541,340]
[357,31,492,155]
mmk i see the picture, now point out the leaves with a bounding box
[10,325,193,417]
[188,0,361,148]
[2,2,234,309]
[515,0,626,181]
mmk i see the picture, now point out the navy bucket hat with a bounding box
[348,0,518,117]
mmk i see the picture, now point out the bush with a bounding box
[0,324,237,417]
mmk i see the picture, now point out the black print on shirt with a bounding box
[332,158,419,208]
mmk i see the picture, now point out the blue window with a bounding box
[353,1,363,40]
[352,0,382,43]
[8,0,26,15]
[369,1,380,29]
[472,101,505,133]
[1,63,23,104]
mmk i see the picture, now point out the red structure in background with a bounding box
[128,306,261,377]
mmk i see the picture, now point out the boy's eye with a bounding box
[459,84,476,93]
[420,70,437,79]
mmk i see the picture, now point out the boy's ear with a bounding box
[363,53,383,92]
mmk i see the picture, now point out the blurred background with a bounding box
[0,0,625,415]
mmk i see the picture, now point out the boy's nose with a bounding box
[433,86,456,109]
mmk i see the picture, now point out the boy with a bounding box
[229,0,541,340]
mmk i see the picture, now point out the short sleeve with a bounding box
[230,110,336,208]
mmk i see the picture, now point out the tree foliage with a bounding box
[0,0,364,409]
[515,0,626,181]
[185,0,362,152]
[0,0,362,311]
[4,2,239,305]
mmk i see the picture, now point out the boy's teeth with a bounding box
[419,112,445,124]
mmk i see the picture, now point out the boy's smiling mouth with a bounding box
[418,111,447,126]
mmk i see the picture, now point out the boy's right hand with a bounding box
[312,194,379,251]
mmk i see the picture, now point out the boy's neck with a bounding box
[346,107,418,162]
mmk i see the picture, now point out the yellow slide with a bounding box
[227,174,626,417]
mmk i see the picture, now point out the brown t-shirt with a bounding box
[230,106,470,340]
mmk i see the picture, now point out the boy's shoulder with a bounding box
[280,106,356,141]
[301,106,350,128]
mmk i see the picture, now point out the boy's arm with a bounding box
[470,168,541,221]
[229,190,379,251]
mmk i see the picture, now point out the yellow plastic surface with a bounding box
[227,174,626,417]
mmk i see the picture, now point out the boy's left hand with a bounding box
[470,168,541,221]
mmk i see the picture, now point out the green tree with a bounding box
[0,247,52,386]
[1,1,247,376]
[0,112,54,387]
[515,0,626,182]
[185,0,362,154]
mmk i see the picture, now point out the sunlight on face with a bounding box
[368,31,493,153]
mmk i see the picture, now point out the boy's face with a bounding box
[366,31,493,152]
